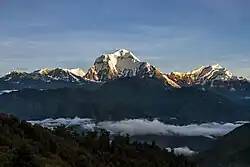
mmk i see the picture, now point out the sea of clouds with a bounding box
[28,117,248,138]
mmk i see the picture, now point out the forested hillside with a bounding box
[0,113,197,167]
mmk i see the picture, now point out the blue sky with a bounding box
[0,0,250,78]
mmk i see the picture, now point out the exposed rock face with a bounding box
[84,66,99,81]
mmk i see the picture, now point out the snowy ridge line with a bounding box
[28,117,249,138]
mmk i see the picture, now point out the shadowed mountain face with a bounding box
[0,77,249,124]
[196,123,250,167]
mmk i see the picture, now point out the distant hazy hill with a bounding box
[196,123,250,167]
[0,77,249,124]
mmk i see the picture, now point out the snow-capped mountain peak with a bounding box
[167,64,235,86]
[85,49,146,81]
[211,64,223,69]
[105,49,140,61]
[38,68,85,77]
[189,64,224,75]
[94,49,141,72]
[195,64,233,81]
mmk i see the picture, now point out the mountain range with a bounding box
[0,49,248,91]
[0,49,250,123]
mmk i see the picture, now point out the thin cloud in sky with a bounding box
[0,26,198,74]
[0,0,249,77]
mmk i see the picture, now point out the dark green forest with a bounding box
[0,113,197,167]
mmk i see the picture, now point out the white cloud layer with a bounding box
[165,146,197,156]
[28,117,248,138]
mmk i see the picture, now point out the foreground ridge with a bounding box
[196,123,250,167]
[0,113,197,167]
